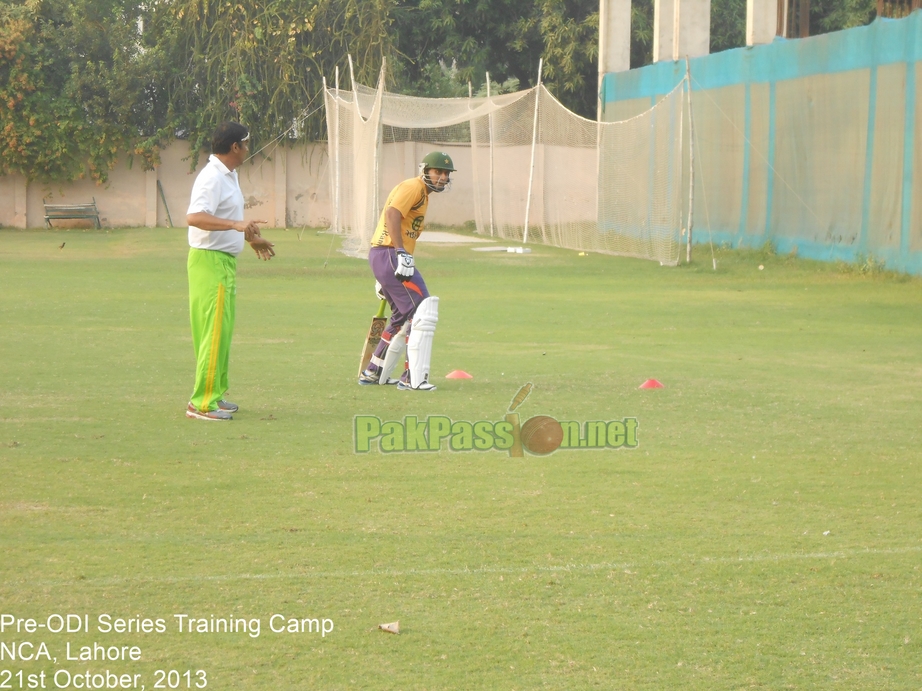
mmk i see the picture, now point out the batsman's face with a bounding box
[427,168,451,191]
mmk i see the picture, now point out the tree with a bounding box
[0,0,887,185]
[388,0,541,97]
[711,0,747,53]
[634,0,878,64]
[144,0,396,159]
[529,0,600,117]
[810,0,876,34]
[388,0,599,118]
[0,0,157,183]
[630,0,654,68]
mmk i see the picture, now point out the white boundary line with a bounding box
[17,545,922,589]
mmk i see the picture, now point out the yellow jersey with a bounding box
[370,177,429,255]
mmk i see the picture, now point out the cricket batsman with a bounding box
[358,151,455,391]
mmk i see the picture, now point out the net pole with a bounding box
[333,68,340,234]
[374,59,386,221]
[348,56,358,246]
[323,75,329,226]
[487,72,495,237]
[523,58,543,245]
[595,75,603,254]
[328,73,333,234]
[467,79,480,234]
[684,59,695,264]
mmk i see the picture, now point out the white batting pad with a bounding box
[379,322,408,384]
[407,296,439,389]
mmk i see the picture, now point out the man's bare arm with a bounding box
[187,212,267,242]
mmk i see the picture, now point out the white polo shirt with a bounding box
[187,154,246,256]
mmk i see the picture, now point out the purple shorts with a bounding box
[368,246,430,338]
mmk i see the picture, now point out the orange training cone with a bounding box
[445,370,473,379]
[639,379,664,389]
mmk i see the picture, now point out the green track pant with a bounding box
[188,248,237,412]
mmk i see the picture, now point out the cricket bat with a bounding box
[358,299,388,376]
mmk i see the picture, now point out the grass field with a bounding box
[1,227,921,690]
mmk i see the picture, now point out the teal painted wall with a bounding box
[601,13,922,273]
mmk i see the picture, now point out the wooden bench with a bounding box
[44,197,101,229]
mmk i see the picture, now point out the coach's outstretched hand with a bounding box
[241,219,267,242]
[395,249,415,281]
[250,236,276,260]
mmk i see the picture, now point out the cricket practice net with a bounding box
[324,65,689,265]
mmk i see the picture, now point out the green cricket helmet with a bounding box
[421,151,456,172]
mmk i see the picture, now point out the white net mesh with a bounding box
[325,68,688,265]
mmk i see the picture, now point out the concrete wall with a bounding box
[0,141,335,230]
[654,0,712,63]
[0,139,484,231]
[747,0,780,45]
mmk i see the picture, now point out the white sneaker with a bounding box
[358,369,379,386]
[358,369,399,386]
[186,403,232,421]
[396,380,436,391]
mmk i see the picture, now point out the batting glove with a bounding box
[394,249,415,282]
[374,280,385,300]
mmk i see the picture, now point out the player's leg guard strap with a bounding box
[407,296,438,389]
[368,331,390,371]
[379,323,408,384]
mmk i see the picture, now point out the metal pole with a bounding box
[487,72,495,237]
[156,179,173,228]
[373,59,386,223]
[685,58,695,264]
[595,82,603,253]
[323,75,330,230]
[523,58,543,245]
[333,69,340,234]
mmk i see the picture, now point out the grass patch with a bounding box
[1,228,921,689]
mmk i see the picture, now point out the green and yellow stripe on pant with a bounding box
[188,248,237,413]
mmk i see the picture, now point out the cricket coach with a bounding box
[185,122,275,421]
